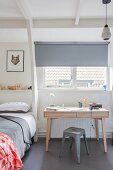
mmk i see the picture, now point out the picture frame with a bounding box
[6,50,24,72]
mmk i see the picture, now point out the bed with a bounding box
[0,112,36,158]
[0,102,36,169]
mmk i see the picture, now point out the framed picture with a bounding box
[6,50,24,72]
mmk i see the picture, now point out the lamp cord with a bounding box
[106,2,107,25]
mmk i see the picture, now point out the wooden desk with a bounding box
[44,107,109,152]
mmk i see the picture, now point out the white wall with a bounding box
[0,42,32,105]
[37,67,113,138]
[0,28,113,138]
[0,42,31,85]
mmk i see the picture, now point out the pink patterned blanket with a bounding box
[0,132,23,170]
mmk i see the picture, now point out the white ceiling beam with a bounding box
[25,19,38,142]
[0,18,113,28]
[26,20,38,142]
[33,18,113,28]
[0,19,26,28]
[15,1,38,136]
[15,0,32,20]
[75,0,82,25]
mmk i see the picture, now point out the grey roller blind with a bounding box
[35,42,108,67]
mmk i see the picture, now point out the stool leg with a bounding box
[69,137,73,149]
[83,134,89,155]
[59,133,66,157]
[74,135,80,164]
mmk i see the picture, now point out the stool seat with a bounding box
[59,127,89,164]
[64,127,85,135]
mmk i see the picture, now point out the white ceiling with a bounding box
[0,0,113,19]
[0,0,112,42]
[0,0,22,18]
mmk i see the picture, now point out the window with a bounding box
[44,67,107,89]
[45,67,72,87]
[76,67,107,89]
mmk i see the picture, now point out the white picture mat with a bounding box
[7,50,24,72]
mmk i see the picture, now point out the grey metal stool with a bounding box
[59,127,89,164]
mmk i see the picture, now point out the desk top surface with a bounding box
[44,107,109,113]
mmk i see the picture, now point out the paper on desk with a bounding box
[61,107,87,111]
[46,107,58,111]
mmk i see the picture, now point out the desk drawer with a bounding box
[77,112,91,118]
[59,113,77,118]
[92,111,109,118]
[44,112,77,118]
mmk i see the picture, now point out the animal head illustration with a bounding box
[11,55,20,65]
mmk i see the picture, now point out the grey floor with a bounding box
[21,138,113,170]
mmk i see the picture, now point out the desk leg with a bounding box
[46,118,51,151]
[49,119,52,141]
[101,118,107,153]
[95,119,99,141]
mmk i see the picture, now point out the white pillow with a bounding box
[0,102,30,113]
